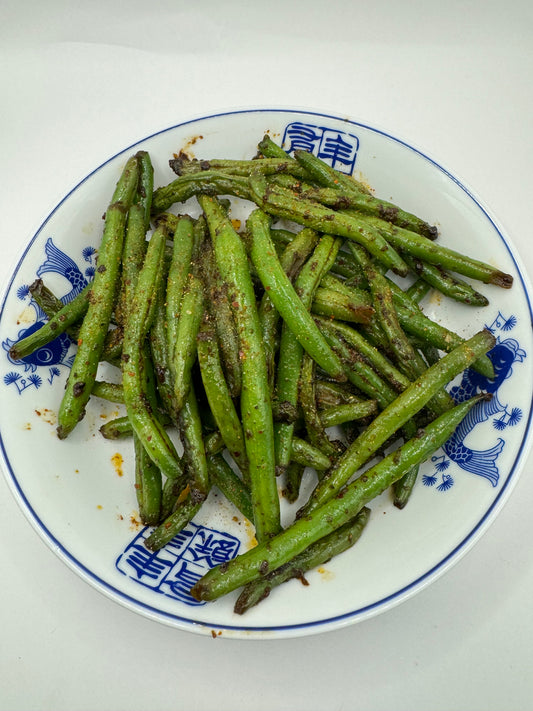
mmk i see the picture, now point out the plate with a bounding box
[1,108,532,639]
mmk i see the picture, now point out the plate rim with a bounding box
[1,106,532,639]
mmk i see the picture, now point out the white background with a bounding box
[1,2,532,710]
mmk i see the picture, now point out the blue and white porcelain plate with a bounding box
[1,109,532,639]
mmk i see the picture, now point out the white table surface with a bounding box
[1,2,532,710]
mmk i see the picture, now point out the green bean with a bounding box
[145,495,203,551]
[134,433,162,526]
[170,272,205,415]
[179,385,210,504]
[204,430,224,456]
[249,174,409,277]
[292,147,373,196]
[111,153,142,205]
[29,277,75,314]
[405,278,432,303]
[312,285,375,325]
[166,215,196,347]
[152,170,251,214]
[293,149,438,239]
[57,201,131,439]
[259,227,319,390]
[394,301,494,379]
[270,228,364,282]
[401,253,489,306]
[200,237,243,400]
[27,278,129,376]
[115,203,147,327]
[275,233,342,470]
[27,277,93,351]
[99,414,135,439]
[362,215,513,288]
[316,319,400,409]
[290,436,332,472]
[207,454,254,523]
[315,380,364,409]
[365,264,454,415]
[191,394,486,602]
[301,329,495,514]
[320,400,378,427]
[392,466,420,510]
[91,380,124,404]
[234,507,371,614]
[257,134,301,161]
[10,284,90,361]
[247,208,347,382]
[170,153,309,180]
[98,409,173,440]
[314,315,409,395]
[135,150,154,227]
[282,461,306,504]
[197,314,249,478]
[299,353,340,458]
[258,135,371,197]
[149,275,180,423]
[121,227,183,480]
[198,195,280,542]
[313,281,495,380]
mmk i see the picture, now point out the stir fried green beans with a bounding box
[166,215,196,345]
[197,315,249,478]
[274,233,343,471]
[199,195,280,542]
[293,149,438,239]
[134,434,162,526]
[249,174,410,277]
[248,208,347,382]
[57,202,130,439]
[33,134,514,614]
[260,227,319,390]
[121,227,183,481]
[170,272,205,414]
[191,394,488,602]
[301,329,495,514]
[234,507,371,614]
[365,215,513,288]
[9,284,90,361]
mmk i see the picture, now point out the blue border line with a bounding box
[1,107,533,636]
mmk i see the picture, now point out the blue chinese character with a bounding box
[115,522,241,606]
[318,130,359,171]
[186,531,240,568]
[282,122,322,154]
[163,560,205,605]
[281,121,359,175]
[122,544,172,582]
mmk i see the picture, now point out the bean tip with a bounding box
[490,271,513,289]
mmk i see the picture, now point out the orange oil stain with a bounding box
[111,452,124,477]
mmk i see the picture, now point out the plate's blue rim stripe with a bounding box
[1,107,533,635]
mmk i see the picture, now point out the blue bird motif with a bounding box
[443,338,525,487]
[36,237,89,303]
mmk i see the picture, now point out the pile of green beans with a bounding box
[11,135,510,614]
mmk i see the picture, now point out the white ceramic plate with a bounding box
[1,108,532,639]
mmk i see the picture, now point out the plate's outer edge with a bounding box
[1,107,532,639]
